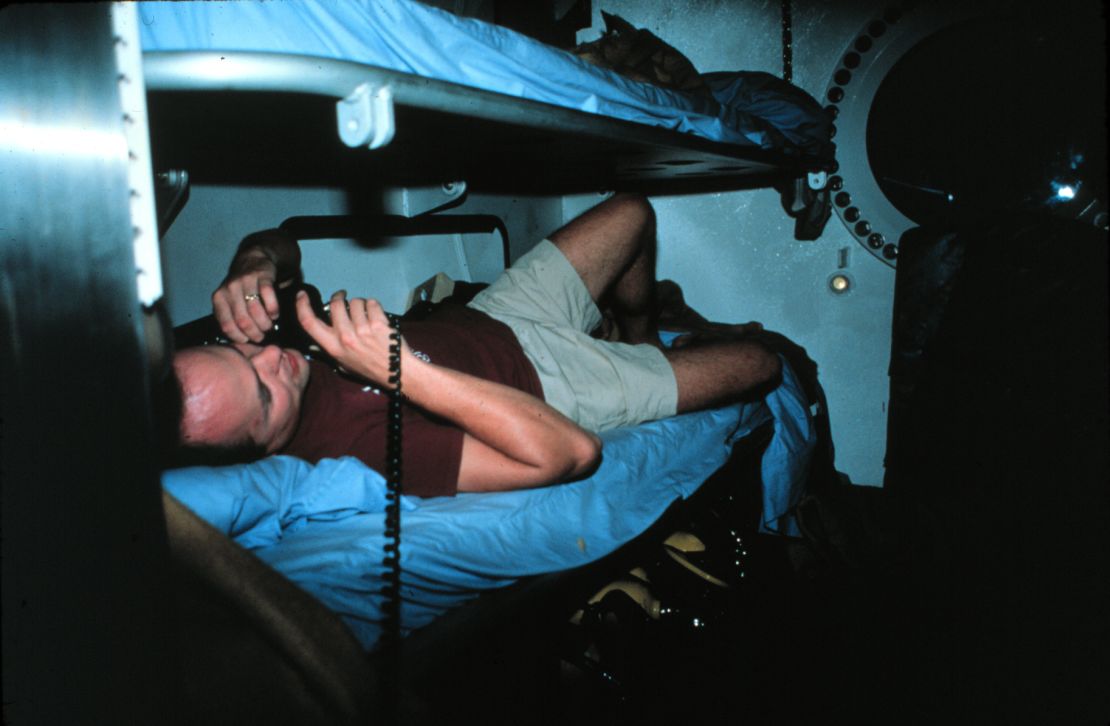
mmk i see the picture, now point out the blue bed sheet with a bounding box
[137,0,832,158]
[162,358,814,650]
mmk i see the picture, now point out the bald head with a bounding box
[173,342,311,455]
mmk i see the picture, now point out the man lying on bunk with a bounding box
[169,193,781,494]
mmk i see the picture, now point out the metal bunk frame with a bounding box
[142,51,821,193]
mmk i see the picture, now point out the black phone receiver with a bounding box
[173,283,336,356]
[264,283,341,367]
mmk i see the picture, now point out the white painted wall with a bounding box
[160,186,564,322]
[575,0,896,485]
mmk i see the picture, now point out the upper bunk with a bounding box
[138,0,835,196]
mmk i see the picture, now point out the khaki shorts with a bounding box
[468,239,677,432]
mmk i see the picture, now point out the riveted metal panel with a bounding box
[1,4,176,722]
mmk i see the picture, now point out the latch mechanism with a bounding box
[336,82,396,150]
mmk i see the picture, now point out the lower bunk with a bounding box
[397,420,776,725]
[161,341,821,723]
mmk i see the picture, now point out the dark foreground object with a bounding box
[413,212,1109,725]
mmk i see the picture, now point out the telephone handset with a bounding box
[171,282,335,352]
[265,283,333,363]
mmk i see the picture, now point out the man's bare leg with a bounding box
[551,193,781,408]
[665,339,782,412]
[549,193,661,346]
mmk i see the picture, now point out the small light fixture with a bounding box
[1051,179,1080,202]
[828,272,853,294]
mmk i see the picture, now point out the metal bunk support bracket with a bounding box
[779,171,832,241]
[336,82,395,149]
[155,169,191,234]
[383,181,468,217]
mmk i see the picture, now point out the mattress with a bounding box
[137,0,832,159]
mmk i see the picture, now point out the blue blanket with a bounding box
[162,359,814,650]
[138,0,831,157]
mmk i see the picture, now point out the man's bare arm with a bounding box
[411,357,602,492]
[296,290,602,492]
[212,229,302,343]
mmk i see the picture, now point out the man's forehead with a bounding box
[176,346,263,444]
[179,347,259,408]
[181,344,247,376]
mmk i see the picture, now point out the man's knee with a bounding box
[750,341,783,390]
[608,192,655,233]
[667,338,783,411]
[725,339,781,395]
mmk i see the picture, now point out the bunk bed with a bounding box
[135,0,835,720]
[138,0,834,194]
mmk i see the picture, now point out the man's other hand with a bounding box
[212,251,280,343]
[296,290,409,389]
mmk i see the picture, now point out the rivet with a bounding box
[855,36,873,52]
[835,191,851,208]
[834,69,852,85]
[844,206,861,222]
[867,232,885,249]
[827,87,845,103]
[854,220,872,236]
[882,243,899,259]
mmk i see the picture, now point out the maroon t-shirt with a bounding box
[281,303,543,497]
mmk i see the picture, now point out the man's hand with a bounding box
[295,290,404,388]
[212,250,281,343]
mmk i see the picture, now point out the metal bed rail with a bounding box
[142,51,815,185]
